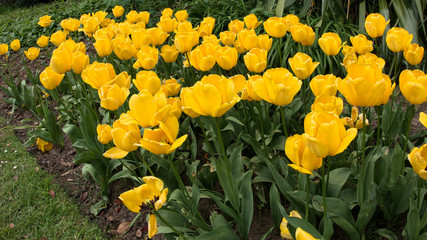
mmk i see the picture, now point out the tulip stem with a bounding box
[360,107,367,203]
[280,106,288,138]
[402,104,415,172]
[279,37,283,67]
[135,151,155,176]
[168,154,190,199]
[305,173,310,221]
[326,55,333,75]
[417,177,422,209]
[255,102,270,158]
[321,164,327,225]
[374,106,382,145]
[152,211,187,240]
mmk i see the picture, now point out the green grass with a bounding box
[0,117,105,240]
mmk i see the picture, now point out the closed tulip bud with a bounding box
[280,211,303,239]
[57,39,77,52]
[148,27,169,46]
[350,34,373,54]
[220,31,236,46]
[133,46,159,70]
[288,52,319,79]
[365,13,389,38]
[160,45,179,63]
[130,29,150,50]
[237,29,258,52]
[302,111,357,158]
[386,27,413,52]
[189,44,216,71]
[82,62,116,89]
[408,144,427,180]
[291,23,315,46]
[253,68,301,105]
[81,17,100,37]
[157,17,178,33]
[244,13,262,30]
[175,31,199,53]
[241,75,262,101]
[50,47,72,74]
[310,74,339,97]
[198,17,215,37]
[263,17,287,38]
[94,36,114,57]
[176,20,193,32]
[399,70,427,105]
[72,51,89,74]
[285,134,322,174]
[99,84,130,111]
[10,39,20,51]
[181,74,240,117]
[216,46,238,70]
[175,10,188,22]
[39,66,64,90]
[318,32,344,56]
[112,36,137,60]
[311,95,344,116]
[38,15,53,27]
[50,30,67,47]
[404,43,424,66]
[0,43,8,55]
[228,19,244,34]
[24,47,40,60]
[37,35,49,48]
[161,78,181,96]
[337,62,395,106]
[257,34,272,52]
[97,124,113,144]
[244,48,267,73]
[108,71,131,89]
[133,70,161,95]
[283,14,299,32]
[112,5,124,18]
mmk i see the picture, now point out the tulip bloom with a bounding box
[295,228,319,240]
[216,46,238,70]
[133,70,161,95]
[112,36,137,60]
[285,134,322,174]
[341,106,369,129]
[38,15,53,27]
[129,90,172,128]
[160,45,179,63]
[189,44,216,71]
[81,62,116,89]
[237,29,258,52]
[10,39,20,51]
[181,74,240,118]
[404,43,424,66]
[61,18,80,32]
[0,43,7,55]
[310,74,339,97]
[311,95,344,116]
[386,27,413,52]
[241,75,262,101]
[161,78,181,96]
[50,30,67,47]
[318,32,343,56]
[36,138,53,152]
[131,28,151,50]
[133,46,159,70]
[302,111,357,158]
[252,68,301,106]
[175,10,188,22]
[220,31,236,46]
[350,34,373,54]
[337,62,395,107]
[37,35,49,48]
[288,52,319,79]
[112,5,124,17]
[420,112,427,129]
[71,51,89,74]
[228,19,244,34]
[174,31,199,53]
[365,13,389,38]
[94,36,113,57]
[81,16,100,37]
[98,84,130,111]
[39,66,65,90]
[357,53,385,70]
[291,23,315,46]
[280,211,302,239]
[399,70,427,105]
[50,47,72,74]
[107,71,131,89]
[147,27,169,46]
[263,17,287,38]
[244,13,262,30]
[24,47,40,60]
[257,34,272,52]
[283,14,299,32]
[198,17,215,37]
[97,124,113,144]
[408,144,427,180]
[244,48,267,73]
[157,17,178,33]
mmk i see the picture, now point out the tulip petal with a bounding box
[288,164,313,175]
[103,147,129,159]
[139,138,171,155]
[148,214,158,238]
[119,188,142,213]
[168,134,188,154]
[420,112,427,129]
[302,133,328,158]
[194,83,221,116]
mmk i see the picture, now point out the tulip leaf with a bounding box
[157,208,195,234]
[375,229,398,240]
[108,170,135,183]
[228,143,243,178]
[403,208,420,239]
[355,183,378,235]
[89,199,108,216]
[326,167,352,197]
[285,216,324,239]
[269,184,282,227]
[202,190,239,220]
[73,151,98,164]
[191,183,200,208]
[239,171,253,239]
[196,226,239,240]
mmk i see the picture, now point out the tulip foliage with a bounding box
[1,3,427,240]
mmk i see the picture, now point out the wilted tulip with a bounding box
[257,34,272,52]
[399,70,427,105]
[283,14,299,32]
[39,66,64,90]
[285,134,322,174]
[133,46,159,70]
[97,124,113,144]
[341,106,369,129]
[175,10,188,22]
[24,47,40,60]
[94,36,113,57]
[365,13,389,38]
[189,44,216,71]
[263,17,286,38]
[160,45,179,63]
[386,27,413,52]
[98,84,130,111]
[288,52,319,79]
[219,31,236,46]
[10,39,20,51]
[244,13,262,30]
[81,62,116,89]
[112,5,124,17]
[408,144,427,180]
[147,27,169,46]
[291,23,315,46]
[0,43,7,55]
[311,95,344,116]
[50,47,72,74]
[133,70,161,95]
[404,43,424,66]
[50,30,67,47]
[216,46,238,70]
[310,74,339,97]
[38,15,53,27]
[318,32,343,56]
[244,48,267,73]
[37,35,49,48]
[253,68,301,105]
[36,138,53,152]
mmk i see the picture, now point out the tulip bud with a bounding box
[38,15,53,27]
[72,51,89,74]
[39,66,64,90]
[97,124,113,144]
[399,70,427,105]
[81,62,116,89]
[244,13,262,30]
[318,32,344,56]
[10,39,20,51]
[216,46,238,70]
[133,46,159,70]
[386,27,413,52]
[291,23,315,46]
[160,45,179,63]
[404,43,424,66]
[98,84,130,111]
[365,13,389,38]
[24,47,40,61]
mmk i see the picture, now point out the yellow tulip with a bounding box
[241,75,262,101]
[104,113,141,159]
[38,15,53,27]
[302,111,357,158]
[357,53,385,70]
[283,14,299,32]
[93,11,107,23]
[160,45,179,63]
[229,74,246,93]
[386,27,413,52]
[263,17,287,38]
[228,19,245,34]
[420,112,427,129]
[365,13,389,38]
[81,62,116,89]
[94,36,114,57]
[128,89,171,128]
[94,27,115,41]
[157,17,178,33]
[81,16,100,37]
[10,39,20,51]
[117,22,132,36]
[50,47,72,74]
[133,70,161,95]
[0,43,7,55]
[126,10,148,24]
[147,27,169,46]
[311,95,344,116]
[37,35,49,48]
[112,36,137,60]
[295,228,319,240]
[36,138,53,152]
[108,71,131,89]
[176,20,193,32]
[219,31,236,46]
[341,106,369,130]
[97,124,113,144]
[161,8,173,18]
[50,30,67,47]
[285,134,323,175]
[180,74,240,118]
[139,116,188,155]
[408,144,427,180]
[237,29,258,52]
[189,44,216,71]
[133,46,159,70]
[39,66,64,90]
[404,43,424,66]
[350,34,373,54]
[98,84,129,111]
[399,70,427,105]
[310,74,339,97]
[24,47,40,61]
[112,5,124,18]
[280,211,302,239]
[61,18,80,32]
[174,31,199,53]
[175,10,188,22]
[318,32,344,56]
[341,45,357,69]
[291,23,315,46]
[198,17,215,37]
[252,68,301,106]
[161,78,181,96]
[215,46,238,70]
[288,52,319,80]
[130,28,151,50]
[244,13,262,30]
[148,214,157,239]
[244,48,267,73]
[257,34,273,52]
[71,51,89,74]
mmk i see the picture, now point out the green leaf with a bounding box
[157,208,195,234]
[326,168,352,197]
[196,226,239,240]
[73,151,99,164]
[285,216,324,239]
[90,199,108,216]
[108,170,134,183]
[269,184,282,227]
[375,229,398,240]
[239,171,253,239]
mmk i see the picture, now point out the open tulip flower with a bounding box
[365,13,389,38]
[263,17,287,38]
[38,15,53,27]
[302,111,357,158]
[311,95,344,116]
[219,31,236,46]
[357,53,385,70]
[24,47,40,60]
[399,70,427,105]
[133,70,161,95]
[131,28,151,50]
[237,29,258,52]
[80,16,100,37]
[350,34,373,55]
[189,44,216,71]
[386,27,413,52]
[318,32,344,56]
[288,52,319,80]
[408,144,427,180]
[133,46,159,70]
[310,74,339,97]
[285,134,323,175]
[341,106,369,130]
[228,19,245,34]
[252,68,301,106]
[215,46,238,70]
[174,31,199,53]
[71,51,89,74]
[291,23,315,46]
[244,48,267,73]
[404,43,424,66]
[148,27,169,46]
[98,84,130,111]
[180,74,240,118]
[39,66,65,90]
[161,78,181,97]
[112,36,137,60]
[82,62,116,89]
[280,210,302,239]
